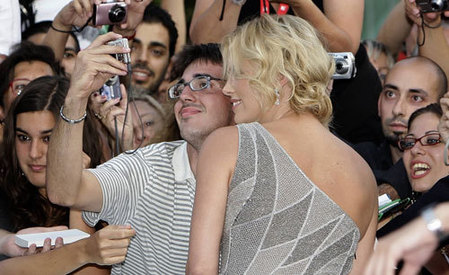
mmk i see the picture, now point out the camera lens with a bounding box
[430,0,444,10]
[109,4,126,23]
[335,59,349,74]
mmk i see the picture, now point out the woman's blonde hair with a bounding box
[222,15,334,125]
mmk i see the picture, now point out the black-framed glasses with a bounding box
[168,75,223,99]
[398,131,442,150]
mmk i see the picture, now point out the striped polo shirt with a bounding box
[83,140,196,274]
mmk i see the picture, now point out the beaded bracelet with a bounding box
[59,105,87,124]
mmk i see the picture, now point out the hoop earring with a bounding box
[274,89,280,105]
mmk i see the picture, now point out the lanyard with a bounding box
[260,0,290,15]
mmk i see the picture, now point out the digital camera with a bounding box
[107,38,131,64]
[328,52,357,80]
[415,0,449,12]
[100,75,122,100]
[93,0,127,26]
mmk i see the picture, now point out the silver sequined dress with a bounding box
[219,122,360,274]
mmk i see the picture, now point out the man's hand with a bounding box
[0,226,68,257]
[83,225,136,265]
[115,0,153,35]
[404,0,447,26]
[439,94,449,143]
[92,85,134,151]
[69,32,130,98]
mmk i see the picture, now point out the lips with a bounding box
[410,161,430,179]
[230,99,241,111]
[132,69,152,83]
[389,122,407,132]
[180,106,201,118]
[29,164,46,172]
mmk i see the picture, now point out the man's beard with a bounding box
[383,116,408,148]
[131,62,168,96]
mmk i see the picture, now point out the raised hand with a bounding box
[439,93,449,144]
[93,85,134,151]
[69,32,130,99]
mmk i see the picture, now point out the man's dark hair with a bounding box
[142,4,178,58]
[0,41,60,108]
[22,20,81,53]
[169,43,223,82]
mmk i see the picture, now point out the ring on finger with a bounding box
[94,113,104,120]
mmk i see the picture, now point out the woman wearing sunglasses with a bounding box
[377,103,449,273]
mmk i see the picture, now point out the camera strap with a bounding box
[260,0,289,15]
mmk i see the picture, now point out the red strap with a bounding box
[260,0,290,15]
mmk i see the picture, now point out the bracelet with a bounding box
[422,205,447,243]
[59,105,87,124]
[50,23,73,34]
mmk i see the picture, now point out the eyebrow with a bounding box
[406,130,439,137]
[384,84,429,95]
[133,39,168,49]
[15,128,53,135]
[64,47,77,53]
[178,74,212,84]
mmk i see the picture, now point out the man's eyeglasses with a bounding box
[398,131,442,150]
[9,78,31,96]
[168,75,223,99]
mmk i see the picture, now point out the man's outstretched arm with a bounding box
[46,32,130,211]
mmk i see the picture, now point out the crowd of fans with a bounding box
[0,0,448,274]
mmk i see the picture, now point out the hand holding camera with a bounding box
[69,32,130,98]
[406,0,449,26]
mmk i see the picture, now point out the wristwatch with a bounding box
[422,206,447,243]
[232,0,247,6]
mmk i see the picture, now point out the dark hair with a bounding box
[169,43,223,82]
[142,4,178,58]
[0,76,102,230]
[22,20,81,53]
[0,41,61,108]
[408,103,443,129]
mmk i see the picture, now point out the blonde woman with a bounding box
[187,15,377,274]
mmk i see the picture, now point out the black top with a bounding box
[377,175,449,241]
[330,45,384,144]
[0,192,12,261]
[353,140,412,199]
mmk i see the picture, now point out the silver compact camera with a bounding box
[107,38,131,64]
[100,75,121,100]
[329,52,356,80]
[415,0,448,12]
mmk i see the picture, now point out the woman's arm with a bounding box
[377,1,412,56]
[0,225,135,275]
[189,0,243,44]
[271,0,364,54]
[186,127,238,274]
[160,0,186,53]
[70,210,110,275]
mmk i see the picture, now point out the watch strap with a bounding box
[422,206,447,243]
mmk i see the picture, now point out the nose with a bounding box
[134,126,144,148]
[222,80,233,97]
[179,84,196,102]
[410,141,425,156]
[29,140,45,160]
[392,97,406,117]
[137,47,148,63]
